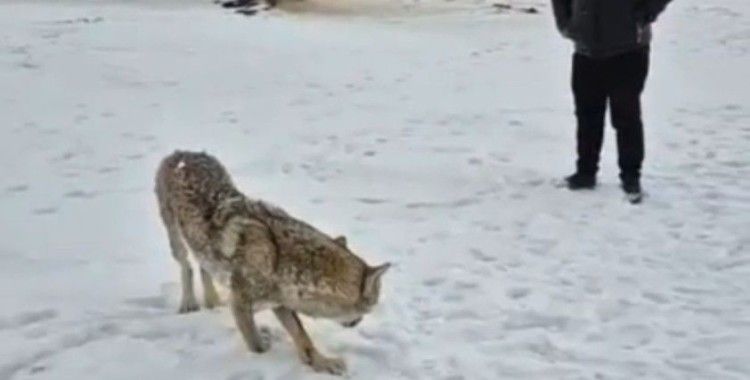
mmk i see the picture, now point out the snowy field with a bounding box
[1,0,749,379]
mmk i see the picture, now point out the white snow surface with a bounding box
[1,0,749,379]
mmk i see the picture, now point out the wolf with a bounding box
[155,151,390,375]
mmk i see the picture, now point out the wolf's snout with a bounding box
[340,317,362,328]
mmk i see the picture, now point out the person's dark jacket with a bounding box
[551,0,672,58]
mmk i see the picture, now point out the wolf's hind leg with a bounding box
[201,269,221,309]
[273,307,346,375]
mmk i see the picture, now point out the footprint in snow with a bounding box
[453,280,479,290]
[5,184,29,194]
[355,197,389,205]
[0,309,58,330]
[444,309,480,321]
[422,277,446,287]
[617,324,654,349]
[503,311,570,331]
[642,291,670,305]
[470,248,497,263]
[32,207,58,215]
[124,153,145,161]
[124,296,169,311]
[97,166,120,174]
[441,293,464,303]
[506,287,531,299]
[64,190,97,199]
[225,370,265,380]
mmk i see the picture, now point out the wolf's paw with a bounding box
[204,294,222,309]
[249,327,272,353]
[310,355,347,376]
[205,299,223,310]
[178,299,200,314]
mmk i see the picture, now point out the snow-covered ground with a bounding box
[1,0,749,378]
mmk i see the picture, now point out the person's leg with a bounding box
[572,53,608,182]
[608,48,650,187]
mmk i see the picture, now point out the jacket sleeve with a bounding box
[638,0,672,23]
[551,0,573,37]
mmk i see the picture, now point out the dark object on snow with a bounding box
[220,0,255,8]
[492,3,512,12]
[492,3,538,14]
[572,47,649,184]
[551,0,672,58]
[236,8,259,16]
[218,0,275,16]
[563,172,597,190]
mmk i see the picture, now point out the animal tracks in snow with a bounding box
[2,1,749,379]
[0,309,58,331]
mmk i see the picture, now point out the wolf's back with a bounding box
[155,150,240,217]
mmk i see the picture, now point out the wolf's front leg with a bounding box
[273,307,346,375]
[162,218,199,314]
[230,290,270,353]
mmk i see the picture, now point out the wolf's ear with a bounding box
[334,235,348,248]
[371,262,391,277]
[363,262,391,298]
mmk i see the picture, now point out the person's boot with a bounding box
[564,172,597,190]
[621,176,643,204]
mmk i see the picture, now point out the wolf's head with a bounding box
[339,262,391,328]
[328,236,391,328]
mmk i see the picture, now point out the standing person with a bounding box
[551,0,672,203]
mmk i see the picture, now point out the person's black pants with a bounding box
[572,47,649,181]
